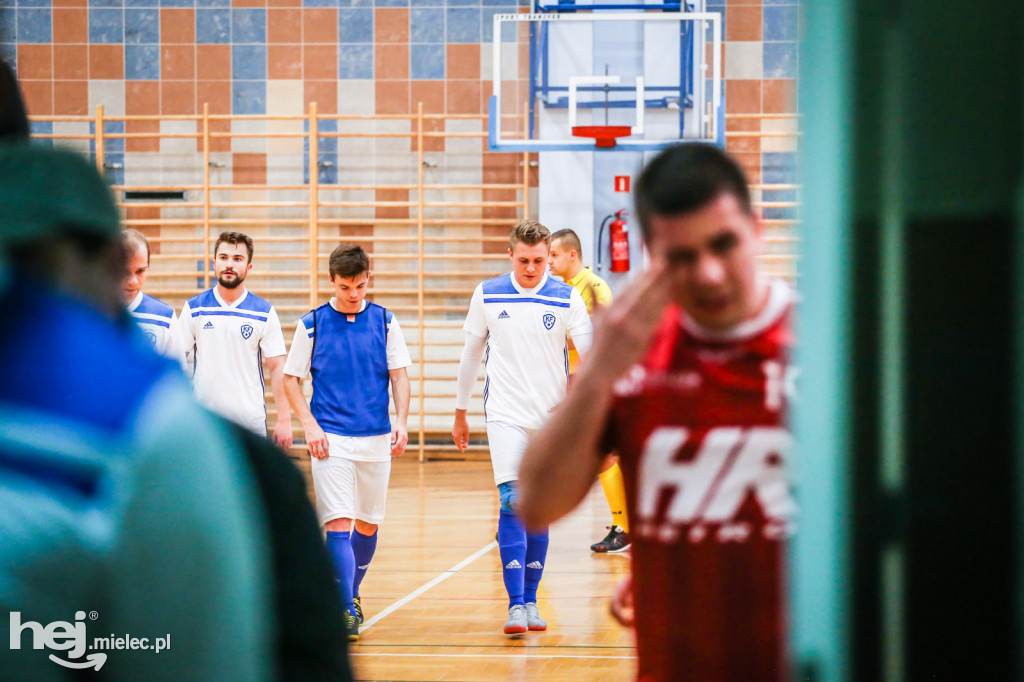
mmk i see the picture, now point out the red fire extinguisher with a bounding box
[597,209,630,273]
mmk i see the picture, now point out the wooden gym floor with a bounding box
[296,458,636,681]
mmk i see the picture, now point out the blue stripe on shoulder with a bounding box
[137,293,175,318]
[237,292,273,314]
[538,278,573,299]
[481,274,516,296]
[187,289,218,309]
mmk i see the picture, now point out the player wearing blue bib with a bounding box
[284,244,411,642]
[452,220,593,636]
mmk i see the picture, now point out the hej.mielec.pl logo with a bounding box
[9,610,171,671]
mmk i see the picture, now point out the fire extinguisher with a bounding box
[597,209,630,273]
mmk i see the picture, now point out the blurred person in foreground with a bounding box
[519,144,797,681]
[0,143,274,680]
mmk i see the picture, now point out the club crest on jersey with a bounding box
[240,324,253,339]
[143,331,157,348]
[542,312,555,330]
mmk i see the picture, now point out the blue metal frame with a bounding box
[527,2,696,142]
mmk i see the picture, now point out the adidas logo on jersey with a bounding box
[526,561,543,569]
[498,310,510,320]
[504,559,522,570]
[203,321,214,330]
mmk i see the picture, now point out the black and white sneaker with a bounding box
[590,526,630,553]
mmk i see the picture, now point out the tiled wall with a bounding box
[1,0,798,214]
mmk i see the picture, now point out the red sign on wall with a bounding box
[614,175,631,193]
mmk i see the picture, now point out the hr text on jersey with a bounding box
[633,426,796,545]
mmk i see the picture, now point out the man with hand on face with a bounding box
[122,229,181,361]
[174,231,292,448]
[519,144,797,682]
[452,219,593,636]
[283,243,411,642]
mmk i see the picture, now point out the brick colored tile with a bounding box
[53,0,86,7]
[197,44,232,81]
[89,44,124,80]
[267,9,301,43]
[268,44,301,79]
[726,79,761,114]
[53,9,88,43]
[303,8,337,44]
[161,80,195,116]
[207,117,231,153]
[374,7,407,44]
[232,153,266,186]
[725,117,760,154]
[17,45,52,80]
[126,81,160,115]
[53,80,89,115]
[726,6,762,42]
[375,188,409,220]
[267,0,300,7]
[197,80,232,115]
[731,151,762,185]
[375,43,408,80]
[446,43,479,80]
[375,80,408,115]
[412,116,444,153]
[19,81,52,117]
[304,80,337,115]
[161,45,195,80]
[410,80,444,114]
[53,45,88,80]
[126,119,160,153]
[233,0,266,7]
[763,78,796,114]
[447,79,481,115]
[303,44,337,80]
[161,9,195,44]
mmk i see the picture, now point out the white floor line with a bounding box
[359,541,498,634]
[350,653,637,660]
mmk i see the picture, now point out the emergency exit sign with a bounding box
[614,175,631,193]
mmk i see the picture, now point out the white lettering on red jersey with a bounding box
[605,278,796,682]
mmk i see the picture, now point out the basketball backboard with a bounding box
[488,8,723,152]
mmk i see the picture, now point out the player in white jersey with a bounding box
[452,219,593,636]
[122,229,182,361]
[174,231,293,447]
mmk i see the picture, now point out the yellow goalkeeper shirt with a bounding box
[565,267,613,371]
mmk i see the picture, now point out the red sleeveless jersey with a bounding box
[605,280,796,682]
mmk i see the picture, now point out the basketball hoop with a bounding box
[571,125,633,148]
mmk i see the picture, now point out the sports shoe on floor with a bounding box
[524,602,547,631]
[590,526,631,553]
[343,610,360,642]
[503,604,528,635]
[353,595,364,625]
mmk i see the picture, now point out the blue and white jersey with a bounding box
[127,291,181,360]
[284,299,411,454]
[175,287,286,435]
[464,271,592,429]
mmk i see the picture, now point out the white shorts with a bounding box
[311,434,392,526]
[486,421,534,487]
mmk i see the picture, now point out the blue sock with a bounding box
[497,510,527,607]
[351,529,378,597]
[325,530,356,614]
[523,529,549,604]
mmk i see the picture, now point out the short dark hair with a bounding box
[634,143,752,241]
[550,228,582,256]
[214,231,254,262]
[123,229,150,264]
[509,219,550,250]
[0,59,30,142]
[329,243,370,279]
